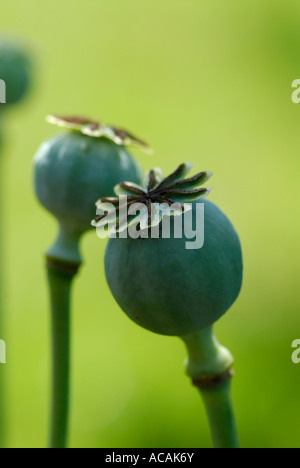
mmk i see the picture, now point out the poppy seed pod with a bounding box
[100,163,242,336]
[34,116,151,448]
[33,116,149,263]
[105,198,243,336]
[0,39,32,105]
[100,163,243,448]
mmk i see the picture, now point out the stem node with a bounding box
[181,326,239,448]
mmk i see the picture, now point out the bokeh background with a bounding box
[0,0,299,448]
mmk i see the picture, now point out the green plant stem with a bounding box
[197,380,238,448]
[181,326,239,449]
[46,224,82,449]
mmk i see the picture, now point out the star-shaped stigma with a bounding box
[46,115,152,154]
[92,163,213,234]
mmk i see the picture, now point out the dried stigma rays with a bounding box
[92,163,213,236]
[46,115,152,154]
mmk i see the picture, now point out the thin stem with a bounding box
[46,224,82,448]
[198,380,238,449]
[181,326,239,449]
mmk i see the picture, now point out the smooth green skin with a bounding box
[105,199,243,336]
[33,131,141,236]
[0,41,32,105]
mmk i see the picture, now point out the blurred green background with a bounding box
[0,0,299,448]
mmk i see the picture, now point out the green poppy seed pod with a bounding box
[33,116,150,264]
[34,132,141,233]
[0,39,32,105]
[34,117,152,449]
[105,199,243,336]
[102,165,242,446]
